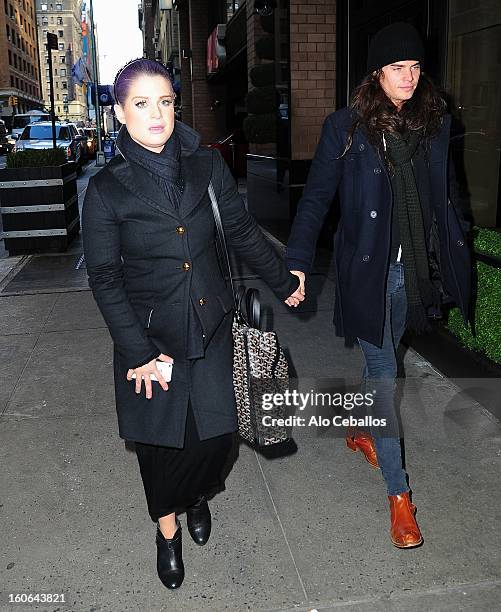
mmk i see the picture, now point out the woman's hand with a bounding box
[285,271,306,307]
[126,353,174,400]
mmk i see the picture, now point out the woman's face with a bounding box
[115,74,175,153]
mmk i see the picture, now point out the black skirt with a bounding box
[135,401,235,522]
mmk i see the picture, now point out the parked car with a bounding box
[14,122,83,172]
[0,119,11,154]
[10,111,52,139]
[84,127,98,159]
[206,129,248,178]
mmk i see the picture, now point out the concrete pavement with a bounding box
[0,162,500,611]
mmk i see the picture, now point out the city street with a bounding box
[1,163,500,611]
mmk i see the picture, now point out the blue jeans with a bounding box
[357,263,409,496]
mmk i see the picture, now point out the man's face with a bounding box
[379,60,421,109]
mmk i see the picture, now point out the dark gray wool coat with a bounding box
[286,107,471,347]
[82,121,298,447]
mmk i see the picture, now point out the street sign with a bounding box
[47,32,58,50]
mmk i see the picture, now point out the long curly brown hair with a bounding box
[339,70,447,157]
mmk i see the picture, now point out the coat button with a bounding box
[370,210,377,218]
[198,297,206,306]
[374,167,381,174]
[362,255,370,262]
[176,226,185,234]
[182,262,191,271]
[457,240,464,247]
[358,143,365,151]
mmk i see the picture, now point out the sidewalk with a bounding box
[0,164,500,612]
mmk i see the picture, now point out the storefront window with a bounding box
[226,1,240,21]
[447,1,501,227]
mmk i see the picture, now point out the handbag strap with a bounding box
[208,181,261,328]
[208,180,239,312]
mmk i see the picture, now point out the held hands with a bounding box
[126,353,174,400]
[284,271,306,307]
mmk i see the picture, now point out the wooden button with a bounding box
[182,262,191,271]
[176,226,185,234]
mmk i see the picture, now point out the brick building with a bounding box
[35,0,88,122]
[0,0,43,128]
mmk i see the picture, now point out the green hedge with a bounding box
[250,63,276,88]
[6,148,67,168]
[246,86,279,114]
[260,14,274,34]
[243,113,277,143]
[446,227,501,364]
[255,36,275,60]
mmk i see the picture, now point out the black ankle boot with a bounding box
[156,519,184,589]
[186,496,211,546]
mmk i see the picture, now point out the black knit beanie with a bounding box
[367,22,425,74]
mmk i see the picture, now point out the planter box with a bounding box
[0,162,80,255]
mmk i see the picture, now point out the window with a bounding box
[56,93,59,100]
[54,68,58,75]
[8,49,11,64]
[23,59,26,72]
[46,68,50,77]
[9,3,13,18]
[43,29,48,37]
[62,81,67,89]
[21,39,25,52]
[6,23,9,39]
[60,68,66,76]
[63,94,68,102]
[42,16,48,24]
[57,16,62,24]
[56,3,62,10]
[60,55,65,63]
[16,34,20,47]
[55,81,59,88]
[41,3,47,10]
[13,54,17,68]
[15,77,19,88]
[58,30,63,37]
[4,0,7,15]
[58,42,64,50]
[10,75,14,86]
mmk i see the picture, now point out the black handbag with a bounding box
[208,181,297,457]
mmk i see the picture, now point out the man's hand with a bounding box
[126,353,174,400]
[285,271,306,307]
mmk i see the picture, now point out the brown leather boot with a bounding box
[388,492,423,548]
[346,428,379,468]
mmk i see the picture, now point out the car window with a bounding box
[21,125,70,140]
[58,126,70,141]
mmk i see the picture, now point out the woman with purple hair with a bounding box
[82,58,303,590]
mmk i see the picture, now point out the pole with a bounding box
[89,0,102,152]
[47,44,57,149]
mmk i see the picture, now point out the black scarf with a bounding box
[384,129,438,333]
[116,127,184,207]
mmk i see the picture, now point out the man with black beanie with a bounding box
[286,22,471,548]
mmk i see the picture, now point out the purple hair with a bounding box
[113,58,173,105]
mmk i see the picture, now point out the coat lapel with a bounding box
[108,158,180,220]
[178,149,214,218]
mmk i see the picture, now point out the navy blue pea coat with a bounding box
[82,121,298,448]
[286,107,471,347]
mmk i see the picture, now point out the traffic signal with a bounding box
[12,96,18,105]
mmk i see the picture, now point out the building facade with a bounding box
[0,0,44,128]
[35,0,88,122]
[143,1,501,232]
